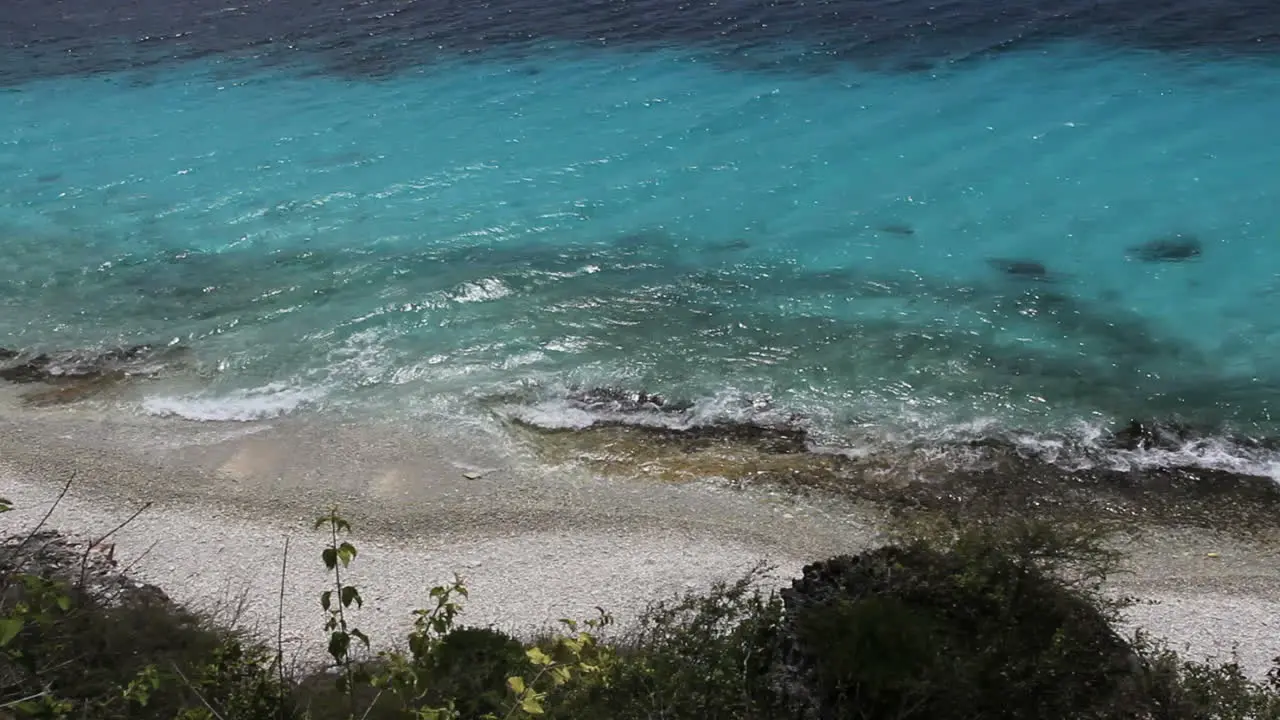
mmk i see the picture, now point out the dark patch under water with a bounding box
[5,227,1275,431]
[1127,235,1205,263]
[2,0,1280,83]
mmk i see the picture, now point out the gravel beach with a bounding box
[3,405,1280,675]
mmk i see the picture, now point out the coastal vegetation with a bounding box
[4,496,1280,720]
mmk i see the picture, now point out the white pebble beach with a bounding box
[3,403,1280,676]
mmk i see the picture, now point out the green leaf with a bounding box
[337,542,358,567]
[550,667,571,686]
[321,590,332,611]
[55,595,71,612]
[341,585,362,608]
[520,696,545,715]
[350,628,370,648]
[328,631,351,662]
[322,547,337,570]
[0,617,24,647]
[408,633,429,659]
[526,647,552,666]
[507,676,526,695]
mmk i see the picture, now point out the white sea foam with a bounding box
[450,278,512,304]
[141,382,327,422]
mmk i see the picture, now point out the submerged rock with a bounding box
[876,223,915,236]
[1127,235,1203,262]
[566,386,684,414]
[706,238,752,252]
[0,353,54,383]
[0,343,187,405]
[633,422,811,454]
[19,375,125,407]
[1106,419,1198,451]
[986,257,1052,280]
[0,343,179,385]
[520,387,812,456]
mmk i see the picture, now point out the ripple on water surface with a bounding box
[2,11,1280,484]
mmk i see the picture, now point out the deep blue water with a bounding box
[3,1,1280,477]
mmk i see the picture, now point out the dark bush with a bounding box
[774,540,1141,720]
[0,578,288,719]
[425,626,531,719]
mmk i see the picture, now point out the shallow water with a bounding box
[3,0,1280,480]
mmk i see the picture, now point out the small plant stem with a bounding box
[330,515,354,718]
[171,662,229,720]
[78,501,153,588]
[277,535,290,720]
[10,472,74,576]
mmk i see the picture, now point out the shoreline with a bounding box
[3,408,1280,675]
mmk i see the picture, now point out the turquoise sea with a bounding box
[3,0,1280,480]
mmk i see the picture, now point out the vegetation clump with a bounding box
[774,539,1136,718]
[4,495,1280,720]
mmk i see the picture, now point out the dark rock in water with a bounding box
[1127,235,1203,262]
[987,258,1051,280]
[614,230,671,251]
[20,375,125,407]
[527,387,811,454]
[0,340,185,392]
[642,422,810,454]
[1107,419,1198,451]
[0,353,53,383]
[899,58,934,72]
[95,343,159,364]
[567,386,681,413]
[0,347,18,360]
[773,547,1141,720]
[876,223,915,236]
[707,238,752,252]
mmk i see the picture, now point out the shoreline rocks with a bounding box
[0,342,188,406]
[513,393,1280,532]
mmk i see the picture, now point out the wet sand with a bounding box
[2,404,1280,674]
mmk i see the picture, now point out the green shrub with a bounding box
[7,500,1280,720]
[0,565,288,719]
[424,627,532,719]
[775,543,1140,720]
[552,567,789,720]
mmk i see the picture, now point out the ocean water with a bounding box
[3,0,1280,479]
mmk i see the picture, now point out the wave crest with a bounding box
[141,382,326,422]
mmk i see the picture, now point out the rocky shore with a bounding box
[4,401,1280,677]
